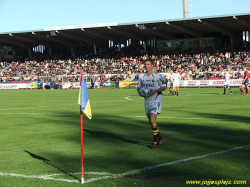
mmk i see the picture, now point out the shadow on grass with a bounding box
[24,150,79,182]
[172,110,250,123]
[84,129,149,148]
[4,89,250,186]
[26,109,250,184]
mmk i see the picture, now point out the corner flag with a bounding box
[78,71,92,184]
[78,71,92,119]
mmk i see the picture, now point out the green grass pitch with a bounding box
[0,88,249,187]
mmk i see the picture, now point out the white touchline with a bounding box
[0,113,78,115]
[0,104,76,111]
[125,97,132,100]
[0,96,138,111]
[0,144,249,184]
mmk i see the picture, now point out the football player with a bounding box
[168,70,174,96]
[223,69,233,94]
[171,69,181,96]
[137,58,167,149]
[240,67,249,95]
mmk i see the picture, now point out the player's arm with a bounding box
[137,86,143,96]
[137,76,143,97]
[148,86,167,96]
[137,86,140,92]
[170,74,174,82]
[243,74,247,83]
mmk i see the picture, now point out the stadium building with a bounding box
[0,13,250,61]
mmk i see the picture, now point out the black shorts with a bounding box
[243,79,249,86]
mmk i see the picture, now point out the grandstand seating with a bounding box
[0,46,249,83]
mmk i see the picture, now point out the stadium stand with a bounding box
[1,14,250,86]
[0,44,249,84]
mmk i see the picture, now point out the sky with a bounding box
[0,0,250,33]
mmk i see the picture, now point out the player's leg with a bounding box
[176,86,180,96]
[149,113,164,148]
[244,80,249,95]
[243,85,246,95]
[240,84,245,95]
[223,85,227,94]
[147,113,158,148]
[148,102,164,149]
[149,113,158,141]
[145,103,158,148]
[171,83,174,95]
[228,86,232,94]
[173,85,176,95]
[169,85,172,95]
[246,85,249,95]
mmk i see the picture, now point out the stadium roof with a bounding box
[1,13,250,49]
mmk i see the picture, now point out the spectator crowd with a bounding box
[0,48,250,84]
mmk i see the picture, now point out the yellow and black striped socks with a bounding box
[152,126,159,141]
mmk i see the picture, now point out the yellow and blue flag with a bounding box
[78,71,92,119]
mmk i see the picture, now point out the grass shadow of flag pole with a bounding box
[23,150,79,181]
[78,70,92,184]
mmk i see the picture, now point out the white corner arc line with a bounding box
[0,145,249,184]
[0,172,79,183]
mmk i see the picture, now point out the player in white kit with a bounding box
[223,69,232,94]
[171,69,181,96]
[168,70,174,96]
[137,59,167,149]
